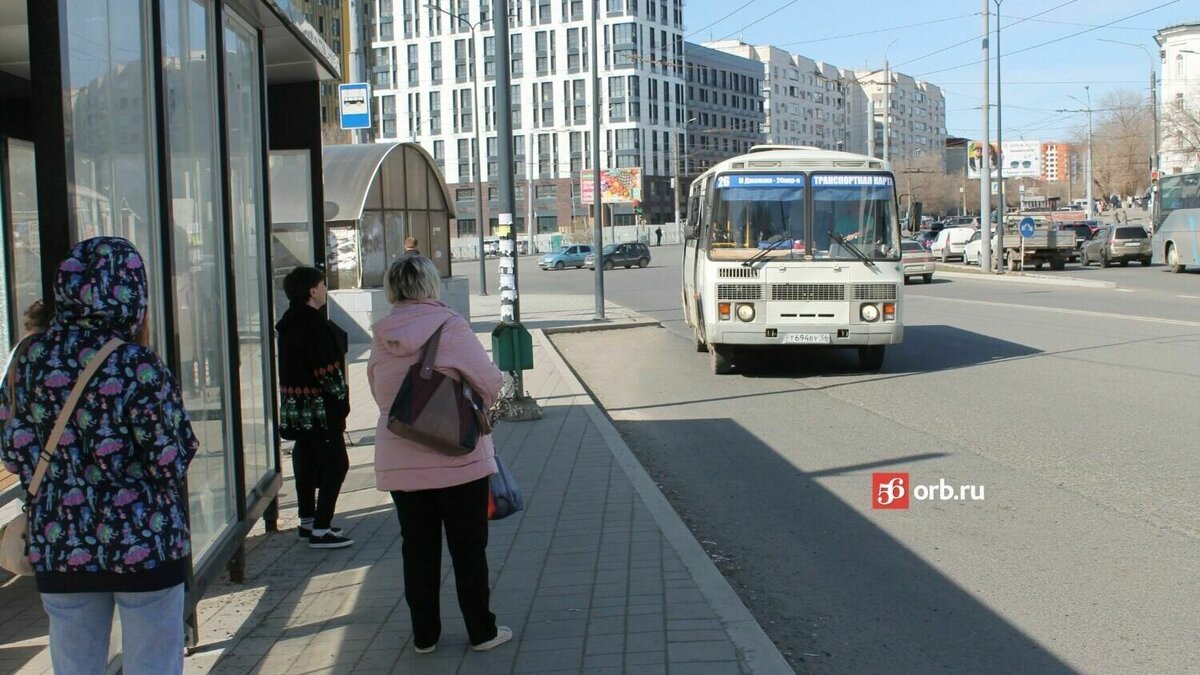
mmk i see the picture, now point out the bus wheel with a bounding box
[858,345,885,370]
[1168,244,1184,273]
[711,345,734,375]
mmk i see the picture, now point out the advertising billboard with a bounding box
[580,168,642,205]
[1000,140,1042,179]
[966,141,1000,179]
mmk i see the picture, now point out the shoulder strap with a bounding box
[418,319,453,379]
[28,338,124,498]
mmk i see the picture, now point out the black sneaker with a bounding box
[308,531,354,549]
[298,525,342,539]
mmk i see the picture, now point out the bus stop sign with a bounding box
[1019,217,1036,238]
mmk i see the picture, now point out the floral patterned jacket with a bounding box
[0,237,198,593]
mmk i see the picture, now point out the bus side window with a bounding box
[686,192,702,238]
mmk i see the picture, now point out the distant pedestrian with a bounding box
[276,266,353,549]
[1,237,198,674]
[655,226,663,246]
[368,255,510,655]
[21,300,51,336]
[404,236,420,255]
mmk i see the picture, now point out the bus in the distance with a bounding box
[1152,170,1199,273]
[682,145,904,374]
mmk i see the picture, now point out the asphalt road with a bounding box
[472,245,1199,673]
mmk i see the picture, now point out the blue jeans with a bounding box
[40,584,185,675]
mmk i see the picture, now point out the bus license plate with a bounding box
[783,333,831,344]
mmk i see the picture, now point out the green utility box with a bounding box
[492,323,534,371]
[550,234,564,251]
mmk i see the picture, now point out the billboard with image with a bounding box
[1001,140,1042,179]
[580,168,642,205]
[966,141,1001,179]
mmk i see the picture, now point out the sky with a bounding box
[684,0,1198,144]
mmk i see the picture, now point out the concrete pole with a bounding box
[882,58,890,163]
[994,0,1004,272]
[980,0,992,273]
[527,133,535,254]
[1085,86,1094,222]
[470,26,487,291]
[591,0,605,319]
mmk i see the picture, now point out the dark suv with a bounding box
[585,242,651,270]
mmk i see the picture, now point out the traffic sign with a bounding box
[339,83,371,130]
[1019,217,1036,238]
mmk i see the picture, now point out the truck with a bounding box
[996,215,1076,271]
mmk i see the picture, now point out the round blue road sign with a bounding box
[1019,217,1036,238]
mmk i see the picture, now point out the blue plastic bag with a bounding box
[487,457,524,520]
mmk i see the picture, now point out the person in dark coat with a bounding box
[655,227,663,246]
[276,267,353,549]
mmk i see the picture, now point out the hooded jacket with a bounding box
[368,300,503,492]
[275,303,349,438]
[0,237,198,593]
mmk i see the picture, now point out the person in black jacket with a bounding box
[277,267,353,549]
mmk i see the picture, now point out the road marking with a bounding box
[921,296,1200,328]
[1114,288,1134,293]
[1179,295,1200,300]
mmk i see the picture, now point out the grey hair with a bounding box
[385,254,440,303]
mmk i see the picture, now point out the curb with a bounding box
[541,316,662,335]
[935,269,1116,289]
[538,329,794,675]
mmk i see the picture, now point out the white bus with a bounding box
[682,146,904,374]
[1152,170,1199,272]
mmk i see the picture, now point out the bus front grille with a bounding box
[852,283,898,300]
[718,267,759,278]
[717,284,763,300]
[770,283,845,301]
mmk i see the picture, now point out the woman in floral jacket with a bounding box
[1,237,198,673]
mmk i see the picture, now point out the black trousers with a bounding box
[291,430,349,530]
[390,477,497,647]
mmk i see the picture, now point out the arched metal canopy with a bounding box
[322,142,455,223]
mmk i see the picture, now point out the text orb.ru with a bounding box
[871,473,986,510]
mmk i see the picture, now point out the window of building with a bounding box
[456,188,476,203]
[537,215,559,232]
[407,44,418,85]
[511,34,524,77]
[535,183,558,199]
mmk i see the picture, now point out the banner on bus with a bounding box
[581,168,642,205]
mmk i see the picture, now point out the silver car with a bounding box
[1079,225,1151,267]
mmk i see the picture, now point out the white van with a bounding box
[931,226,976,262]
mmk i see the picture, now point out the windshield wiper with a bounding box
[828,230,876,269]
[742,234,793,267]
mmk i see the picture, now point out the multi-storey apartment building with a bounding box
[297,0,351,142]
[369,0,686,236]
[1041,142,1076,182]
[853,68,946,164]
[704,41,862,155]
[1156,22,1200,173]
[682,42,766,177]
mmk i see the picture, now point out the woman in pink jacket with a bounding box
[368,255,510,654]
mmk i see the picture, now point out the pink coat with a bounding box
[368,300,504,491]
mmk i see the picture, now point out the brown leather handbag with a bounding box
[387,322,492,456]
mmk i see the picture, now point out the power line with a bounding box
[915,0,1183,78]
[685,0,764,40]
[775,13,977,47]
[711,0,802,44]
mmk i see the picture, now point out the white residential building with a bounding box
[852,68,946,165]
[1156,22,1200,173]
[682,42,765,177]
[368,0,686,234]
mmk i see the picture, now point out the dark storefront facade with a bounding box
[0,0,337,652]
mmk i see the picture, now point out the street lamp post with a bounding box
[1063,90,1095,221]
[979,0,992,273]
[1099,38,1159,180]
[883,38,899,162]
[673,116,697,242]
[591,0,604,319]
[426,3,487,295]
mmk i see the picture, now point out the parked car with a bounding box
[1079,225,1152,267]
[961,230,1001,266]
[538,244,593,270]
[909,230,936,251]
[930,226,975,262]
[901,241,935,283]
[1059,221,1100,261]
[585,242,651,270]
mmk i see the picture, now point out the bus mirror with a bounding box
[685,224,701,240]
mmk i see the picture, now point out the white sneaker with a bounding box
[413,644,436,654]
[470,626,512,651]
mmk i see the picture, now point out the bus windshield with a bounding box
[1157,172,1199,229]
[708,174,806,257]
[811,174,900,261]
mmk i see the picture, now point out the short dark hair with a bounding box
[283,266,324,304]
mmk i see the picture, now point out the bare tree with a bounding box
[1086,89,1153,198]
[1162,100,1200,171]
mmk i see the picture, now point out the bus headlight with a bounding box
[736,304,755,322]
[860,304,880,322]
